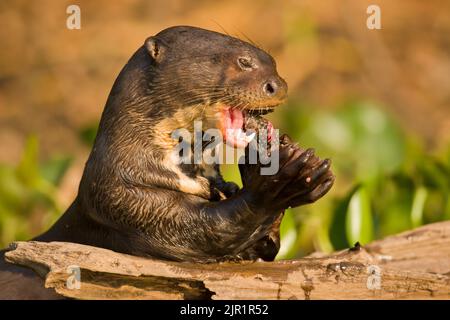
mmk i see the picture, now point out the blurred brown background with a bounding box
[0,0,449,254]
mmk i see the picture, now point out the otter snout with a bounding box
[262,77,288,101]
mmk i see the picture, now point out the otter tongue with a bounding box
[223,108,255,148]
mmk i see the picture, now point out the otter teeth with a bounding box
[231,128,256,143]
[244,131,256,143]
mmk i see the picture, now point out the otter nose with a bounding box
[262,77,288,100]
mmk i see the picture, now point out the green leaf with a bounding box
[79,124,98,147]
[0,165,27,210]
[220,163,242,188]
[345,185,374,245]
[411,186,428,228]
[276,209,297,259]
[329,195,352,250]
[40,156,73,186]
[15,135,40,186]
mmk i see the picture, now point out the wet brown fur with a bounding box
[0,26,335,299]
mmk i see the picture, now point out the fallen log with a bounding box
[5,221,450,300]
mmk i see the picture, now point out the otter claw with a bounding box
[289,175,335,207]
[309,159,332,181]
[239,136,334,212]
[280,133,294,145]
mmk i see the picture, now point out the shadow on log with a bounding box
[5,221,450,300]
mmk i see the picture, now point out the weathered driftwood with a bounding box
[5,221,450,300]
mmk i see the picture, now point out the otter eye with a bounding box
[237,57,254,71]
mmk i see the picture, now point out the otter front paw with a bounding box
[276,135,335,208]
[238,134,334,212]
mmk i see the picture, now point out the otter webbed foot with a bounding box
[238,134,334,213]
[276,134,335,208]
[235,134,333,261]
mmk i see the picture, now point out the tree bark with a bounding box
[5,221,450,300]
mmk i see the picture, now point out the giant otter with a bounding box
[0,26,334,299]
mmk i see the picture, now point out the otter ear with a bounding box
[144,37,165,63]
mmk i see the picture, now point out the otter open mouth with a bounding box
[221,107,276,148]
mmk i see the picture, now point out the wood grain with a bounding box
[5,221,450,300]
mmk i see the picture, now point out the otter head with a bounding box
[143,26,288,148]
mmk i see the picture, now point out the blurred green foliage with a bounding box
[223,99,450,258]
[281,99,450,258]
[0,136,72,247]
[79,124,98,147]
